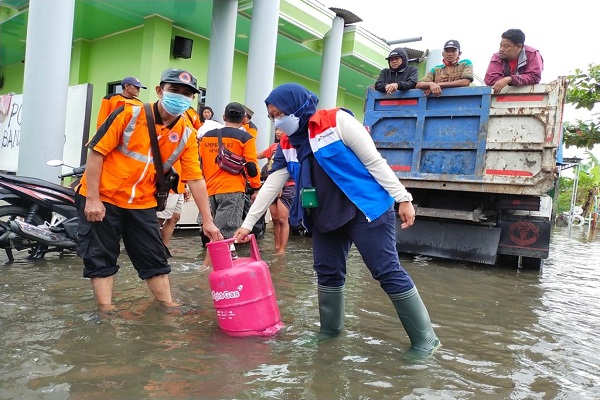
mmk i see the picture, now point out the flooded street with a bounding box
[1,225,599,399]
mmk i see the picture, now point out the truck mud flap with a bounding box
[497,217,551,259]
[396,219,501,265]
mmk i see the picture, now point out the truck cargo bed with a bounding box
[365,78,567,266]
[364,78,567,196]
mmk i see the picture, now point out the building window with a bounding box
[197,87,206,108]
[106,81,122,95]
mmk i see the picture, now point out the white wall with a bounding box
[0,84,91,174]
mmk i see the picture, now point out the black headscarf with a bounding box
[387,47,408,73]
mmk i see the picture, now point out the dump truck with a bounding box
[364,77,567,268]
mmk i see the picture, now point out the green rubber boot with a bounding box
[389,287,441,360]
[316,284,345,342]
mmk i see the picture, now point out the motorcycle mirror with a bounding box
[46,160,65,167]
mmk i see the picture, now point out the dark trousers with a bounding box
[76,194,170,280]
[312,208,414,294]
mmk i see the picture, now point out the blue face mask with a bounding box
[161,92,192,116]
[274,114,300,136]
[272,99,310,136]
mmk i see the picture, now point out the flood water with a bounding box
[1,224,599,399]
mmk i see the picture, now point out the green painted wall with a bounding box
[84,26,146,134]
[171,27,210,90]
[0,63,24,94]
[343,93,366,120]
[3,16,369,141]
[82,20,211,138]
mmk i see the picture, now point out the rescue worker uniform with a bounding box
[96,93,143,130]
[77,102,202,280]
[199,124,261,238]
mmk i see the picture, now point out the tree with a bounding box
[556,151,599,216]
[563,64,600,149]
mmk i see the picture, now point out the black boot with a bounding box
[316,284,345,342]
[389,287,441,359]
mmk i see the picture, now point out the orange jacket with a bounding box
[185,107,201,130]
[199,126,261,196]
[96,93,143,129]
[243,121,258,139]
[80,102,203,209]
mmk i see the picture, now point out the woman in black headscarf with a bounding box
[234,83,440,358]
[374,47,418,94]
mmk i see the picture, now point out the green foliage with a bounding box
[563,120,600,149]
[566,64,600,110]
[556,176,575,214]
[563,64,600,149]
[555,151,600,214]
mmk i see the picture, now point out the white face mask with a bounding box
[274,113,300,136]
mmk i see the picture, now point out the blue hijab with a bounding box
[265,83,319,231]
[265,83,318,163]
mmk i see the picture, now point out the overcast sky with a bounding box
[322,0,600,159]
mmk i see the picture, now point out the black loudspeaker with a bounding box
[173,36,193,59]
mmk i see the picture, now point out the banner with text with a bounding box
[0,84,91,173]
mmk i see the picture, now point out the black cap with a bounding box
[160,68,200,94]
[243,105,254,118]
[224,102,245,118]
[385,49,402,60]
[121,76,147,89]
[443,40,460,50]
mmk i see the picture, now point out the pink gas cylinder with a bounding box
[206,234,284,337]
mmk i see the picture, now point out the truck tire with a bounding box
[571,215,585,226]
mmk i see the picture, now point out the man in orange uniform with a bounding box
[199,102,261,265]
[96,76,146,129]
[77,68,222,312]
[242,105,258,139]
[185,106,201,130]
[155,106,201,246]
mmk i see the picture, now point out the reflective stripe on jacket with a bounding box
[80,103,203,209]
[96,93,142,130]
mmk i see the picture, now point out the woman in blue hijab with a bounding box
[234,83,440,358]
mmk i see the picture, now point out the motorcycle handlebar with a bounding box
[58,165,86,179]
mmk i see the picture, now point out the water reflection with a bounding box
[1,226,599,399]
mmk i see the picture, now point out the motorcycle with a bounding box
[0,160,85,262]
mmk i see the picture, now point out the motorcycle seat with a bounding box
[0,173,75,198]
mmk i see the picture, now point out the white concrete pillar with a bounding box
[318,16,344,109]
[244,0,281,154]
[425,49,443,72]
[205,0,238,123]
[18,0,75,181]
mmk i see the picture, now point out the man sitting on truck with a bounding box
[416,40,473,96]
[484,28,544,94]
[374,48,418,94]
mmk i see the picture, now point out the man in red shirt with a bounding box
[484,29,544,94]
